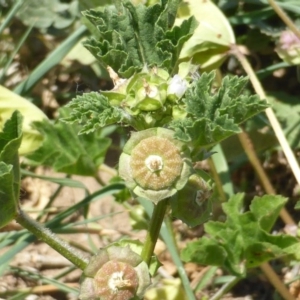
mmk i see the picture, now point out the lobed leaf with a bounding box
[26,108,111,176]
[170,72,269,148]
[82,0,197,77]
[181,193,299,277]
[63,92,123,134]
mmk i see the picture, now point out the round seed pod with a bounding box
[79,245,150,300]
[119,127,193,203]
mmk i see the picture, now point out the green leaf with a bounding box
[221,193,245,227]
[250,195,287,232]
[170,116,240,147]
[0,111,23,228]
[0,85,47,155]
[176,0,235,70]
[0,110,22,175]
[0,163,18,228]
[26,108,111,176]
[82,0,197,77]
[16,0,78,29]
[181,236,227,266]
[181,193,299,277]
[63,92,123,134]
[170,72,269,148]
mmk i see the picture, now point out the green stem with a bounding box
[15,208,88,270]
[210,276,240,300]
[94,173,106,186]
[141,199,169,265]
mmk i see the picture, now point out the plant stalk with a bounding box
[141,199,169,265]
[238,130,295,225]
[231,44,300,188]
[210,276,240,300]
[231,44,296,300]
[15,208,88,270]
[260,262,296,300]
[268,0,300,40]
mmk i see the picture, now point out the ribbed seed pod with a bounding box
[79,245,150,300]
[119,128,193,203]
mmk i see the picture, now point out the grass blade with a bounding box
[0,0,23,35]
[0,24,33,83]
[13,25,88,95]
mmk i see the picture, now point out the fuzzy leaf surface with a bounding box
[26,109,111,176]
[82,0,197,77]
[181,193,300,277]
[63,92,123,134]
[170,72,269,148]
[0,111,23,228]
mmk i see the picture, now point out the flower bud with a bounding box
[167,74,188,101]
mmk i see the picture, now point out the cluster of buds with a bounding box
[79,245,151,300]
[103,66,188,129]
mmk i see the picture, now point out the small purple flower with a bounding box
[275,30,300,65]
[279,30,300,50]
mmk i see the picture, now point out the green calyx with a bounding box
[119,127,193,203]
[103,67,169,112]
[101,66,188,130]
[171,172,213,227]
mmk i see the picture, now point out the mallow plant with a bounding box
[1,0,300,299]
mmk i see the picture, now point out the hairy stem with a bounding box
[141,199,169,265]
[15,208,88,270]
